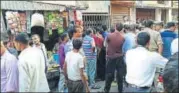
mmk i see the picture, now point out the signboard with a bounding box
[75,10,82,21]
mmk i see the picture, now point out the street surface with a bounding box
[91,81,118,92]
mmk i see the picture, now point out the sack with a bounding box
[31,13,44,27]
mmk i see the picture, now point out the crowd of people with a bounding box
[1,18,178,93]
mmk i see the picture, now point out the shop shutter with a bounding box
[111,5,130,26]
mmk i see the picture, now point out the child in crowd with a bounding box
[63,39,90,92]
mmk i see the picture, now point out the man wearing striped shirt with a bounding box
[82,28,100,89]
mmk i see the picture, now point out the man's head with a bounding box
[86,28,93,36]
[72,26,83,38]
[95,27,103,35]
[163,52,178,93]
[116,23,124,32]
[73,38,83,50]
[102,25,107,31]
[136,32,150,48]
[125,24,136,33]
[32,34,41,45]
[154,21,164,31]
[110,26,115,33]
[144,19,154,29]
[14,33,30,51]
[60,33,69,42]
[167,22,176,31]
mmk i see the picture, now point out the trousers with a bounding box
[58,72,65,92]
[86,58,97,86]
[104,56,125,93]
[123,85,151,92]
[67,80,84,92]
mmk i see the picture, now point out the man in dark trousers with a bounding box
[103,23,125,93]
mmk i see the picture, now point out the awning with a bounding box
[34,1,76,7]
[1,1,66,11]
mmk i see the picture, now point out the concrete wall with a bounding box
[155,9,162,21]
[81,1,109,13]
[130,8,136,23]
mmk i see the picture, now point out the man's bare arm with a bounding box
[158,44,163,55]
[80,68,90,92]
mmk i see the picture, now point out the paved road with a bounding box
[90,81,118,92]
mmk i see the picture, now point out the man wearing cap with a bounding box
[14,33,49,92]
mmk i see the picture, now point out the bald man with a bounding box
[1,41,19,92]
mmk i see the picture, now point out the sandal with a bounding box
[91,85,101,89]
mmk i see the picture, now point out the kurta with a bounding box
[1,50,19,92]
[18,47,50,92]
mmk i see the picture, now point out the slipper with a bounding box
[91,85,101,89]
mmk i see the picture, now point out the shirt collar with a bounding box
[137,45,148,50]
[18,47,31,59]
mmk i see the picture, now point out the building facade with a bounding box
[78,1,111,29]
[110,0,178,24]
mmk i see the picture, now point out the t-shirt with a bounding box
[161,30,177,58]
[64,39,85,57]
[92,34,104,49]
[65,51,84,81]
[122,33,136,54]
[82,35,97,59]
[106,31,124,58]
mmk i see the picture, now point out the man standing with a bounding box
[82,28,100,89]
[154,21,164,32]
[64,26,84,55]
[102,25,109,39]
[32,34,48,72]
[32,34,48,60]
[122,24,137,54]
[14,33,49,92]
[124,32,168,92]
[58,33,69,92]
[63,39,90,92]
[142,20,163,54]
[104,23,125,93]
[163,52,178,93]
[1,41,19,92]
[161,22,178,59]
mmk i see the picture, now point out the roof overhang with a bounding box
[1,1,88,11]
[1,1,66,11]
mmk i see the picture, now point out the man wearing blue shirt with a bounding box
[102,25,109,39]
[161,22,178,59]
[122,24,137,54]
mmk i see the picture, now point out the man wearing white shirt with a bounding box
[124,32,168,92]
[171,38,178,55]
[14,33,50,92]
